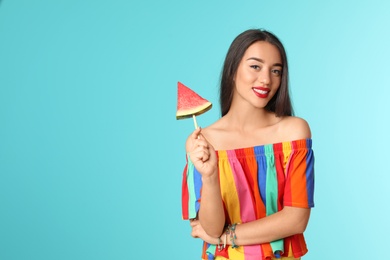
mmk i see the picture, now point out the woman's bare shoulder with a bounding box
[201,119,225,136]
[279,116,312,140]
[197,119,228,148]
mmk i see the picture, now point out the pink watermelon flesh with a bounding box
[176,82,212,119]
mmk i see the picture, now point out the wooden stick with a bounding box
[192,114,199,129]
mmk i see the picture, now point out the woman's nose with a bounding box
[259,72,270,85]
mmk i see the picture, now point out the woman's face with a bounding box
[232,41,282,110]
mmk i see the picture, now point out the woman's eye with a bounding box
[272,69,282,76]
[250,65,260,70]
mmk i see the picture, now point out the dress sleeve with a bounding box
[283,139,315,208]
[182,155,202,220]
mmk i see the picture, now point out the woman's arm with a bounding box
[186,128,225,237]
[191,206,310,246]
[231,206,310,245]
[197,174,225,237]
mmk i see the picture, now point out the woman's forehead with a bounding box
[243,41,282,64]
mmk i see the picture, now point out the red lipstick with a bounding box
[252,87,270,98]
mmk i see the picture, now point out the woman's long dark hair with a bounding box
[220,29,293,117]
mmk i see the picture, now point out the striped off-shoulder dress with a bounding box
[182,139,315,260]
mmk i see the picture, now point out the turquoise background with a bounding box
[1,0,389,259]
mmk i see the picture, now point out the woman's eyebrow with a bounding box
[247,57,264,63]
[246,57,282,67]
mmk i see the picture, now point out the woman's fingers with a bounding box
[190,220,200,238]
[192,147,210,162]
[187,128,217,177]
[191,127,202,140]
[195,140,209,149]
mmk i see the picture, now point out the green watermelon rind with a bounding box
[176,101,212,119]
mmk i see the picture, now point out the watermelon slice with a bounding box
[176,82,212,120]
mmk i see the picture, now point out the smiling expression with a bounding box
[232,41,283,110]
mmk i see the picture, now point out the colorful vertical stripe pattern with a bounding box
[182,139,315,260]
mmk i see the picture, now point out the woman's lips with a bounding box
[253,87,270,98]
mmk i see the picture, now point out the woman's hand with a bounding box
[190,219,219,245]
[186,128,217,178]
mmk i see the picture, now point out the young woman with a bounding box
[181,29,315,260]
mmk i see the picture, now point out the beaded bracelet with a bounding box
[217,237,223,251]
[216,226,228,252]
[229,223,238,248]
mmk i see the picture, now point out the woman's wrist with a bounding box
[215,229,229,251]
[201,170,219,183]
[216,224,239,248]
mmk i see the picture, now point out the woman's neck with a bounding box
[223,106,280,131]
